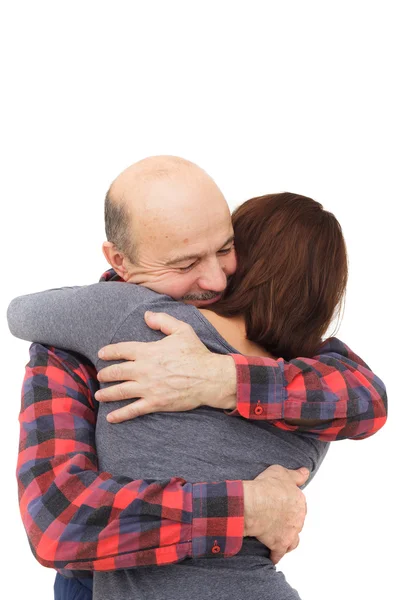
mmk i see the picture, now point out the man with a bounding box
[14,156,387,598]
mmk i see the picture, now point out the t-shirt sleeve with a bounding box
[7,282,154,364]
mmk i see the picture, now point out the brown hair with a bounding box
[212,192,348,360]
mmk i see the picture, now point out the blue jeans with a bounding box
[54,573,93,600]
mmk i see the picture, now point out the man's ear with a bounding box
[102,241,129,280]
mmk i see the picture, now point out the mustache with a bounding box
[180,276,232,302]
[181,290,221,302]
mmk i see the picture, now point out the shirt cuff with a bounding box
[191,480,244,558]
[224,353,285,420]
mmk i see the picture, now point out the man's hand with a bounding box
[243,465,309,564]
[96,311,237,423]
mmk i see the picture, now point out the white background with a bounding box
[0,2,397,599]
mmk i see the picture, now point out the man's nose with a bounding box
[197,262,227,292]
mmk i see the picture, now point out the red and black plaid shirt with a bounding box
[17,271,387,575]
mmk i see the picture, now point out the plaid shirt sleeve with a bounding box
[18,343,244,573]
[227,336,387,441]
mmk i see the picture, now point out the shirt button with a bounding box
[212,540,221,554]
[254,401,263,415]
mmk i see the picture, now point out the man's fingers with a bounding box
[95,382,141,402]
[290,467,309,487]
[97,361,138,383]
[270,537,299,564]
[144,311,190,336]
[287,536,300,553]
[258,465,309,487]
[107,400,151,423]
[269,547,286,565]
[98,341,146,361]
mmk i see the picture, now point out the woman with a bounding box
[8,192,347,600]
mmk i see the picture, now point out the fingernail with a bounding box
[145,311,154,318]
[98,349,105,358]
[107,414,116,423]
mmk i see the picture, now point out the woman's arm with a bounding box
[7,282,155,364]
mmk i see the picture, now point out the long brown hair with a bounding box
[212,192,348,360]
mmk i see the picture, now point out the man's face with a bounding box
[124,176,237,307]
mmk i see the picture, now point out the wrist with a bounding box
[242,480,256,537]
[213,355,237,410]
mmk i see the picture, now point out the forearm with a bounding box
[20,456,243,570]
[7,283,132,362]
[19,344,244,571]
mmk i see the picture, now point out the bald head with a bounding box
[102,155,236,305]
[105,156,224,262]
[111,155,204,196]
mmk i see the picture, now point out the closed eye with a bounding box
[218,246,234,255]
[178,262,197,273]
[178,246,234,273]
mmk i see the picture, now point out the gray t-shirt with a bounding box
[8,282,329,600]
